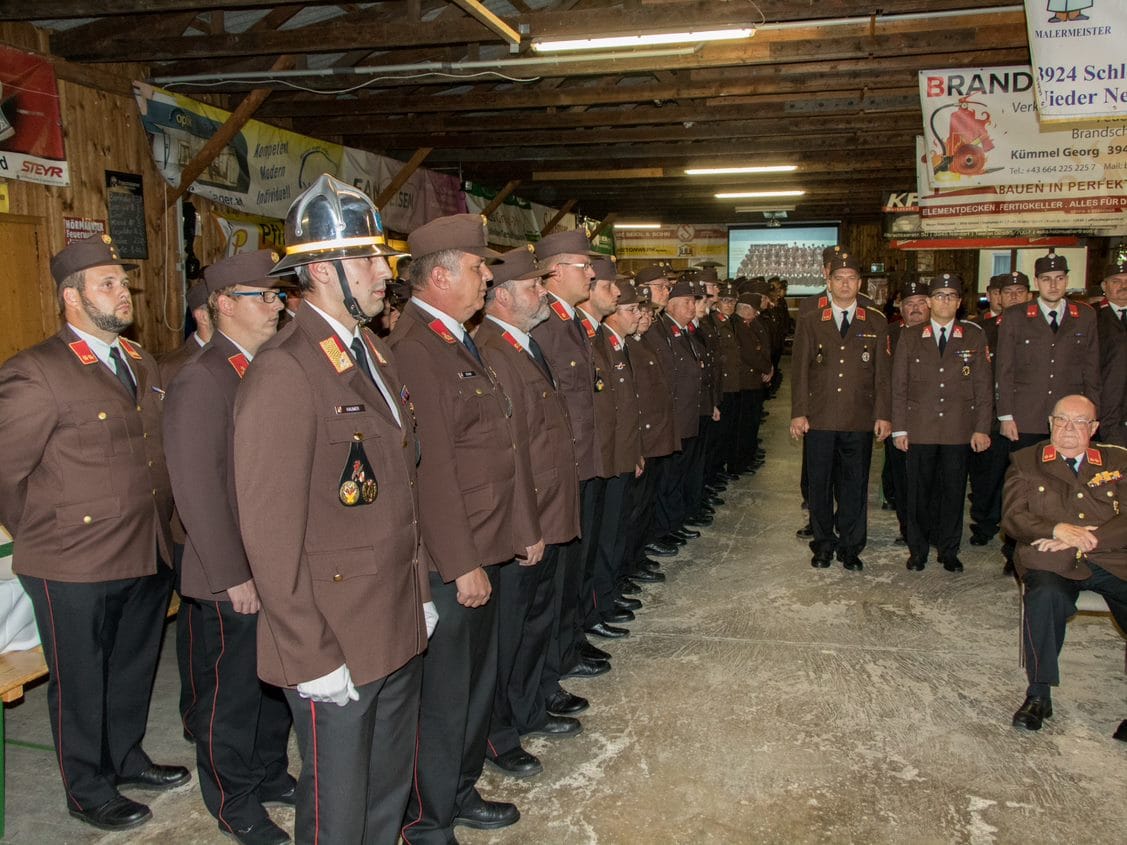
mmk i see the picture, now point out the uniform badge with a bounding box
[68,339,98,365]
[227,353,250,378]
[594,372,606,392]
[821,308,833,322]
[1026,303,1038,318]
[118,337,144,361]
[962,365,971,376]
[861,349,871,363]
[427,319,458,344]
[815,345,824,365]
[579,317,596,339]
[364,334,388,366]
[338,437,378,506]
[319,336,355,374]
[549,299,570,322]
[1068,303,1080,319]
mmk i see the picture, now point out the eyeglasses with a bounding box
[1049,414,1096,429]
[558,262,593,271]
[226,290,287,304]
[929,292,960,302]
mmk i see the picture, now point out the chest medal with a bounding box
[339,437,378,506]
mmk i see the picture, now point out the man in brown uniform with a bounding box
[477,246,581,778]
[159,280,212,381]
[164,251,293,845]
[732,290,773,475]
[1096,259,1127,447]
[712,282,743,480]
[790,251,891,570]
[891,273,992,572]
[0,235,189,832]
[235,176,432,844]
[392,215,542,842]
[1003,395,1127,737]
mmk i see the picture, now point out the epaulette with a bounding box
[959,320,983,332]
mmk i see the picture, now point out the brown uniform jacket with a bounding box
[662,315,702,442]
[628,331,678,459]
[158,335,205,545]
[798,290,875,315]
[475,317,580,546]
[733,316,772,391]
[0,328,172,582]
[578,310,618,480]
[712,312,742,395]
[390,300,539,580]
[791,304,891,431]
[891,320,993,444]
[234,307,428,687]
[531,293,600,481]
[603,326,643,476]
[164,333,253,602]
[696,316,724,408]
[1003,442,1127,581]
[995,299,1100,434]
[1096,299,1127,447]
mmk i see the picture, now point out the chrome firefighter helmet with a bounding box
[270,173,402,276]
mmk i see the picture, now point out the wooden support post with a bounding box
[480,180,522,217]
[447,0,521,46]
[373,148,433,209]
[540,199,577,235]
[164,54,295,208]
[589,213,618,239]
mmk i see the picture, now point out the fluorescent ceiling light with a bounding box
[716,190,805,199]
[614,223,662,229]
[685,165,798,175]
[736,205,796,213]
[532,28,754,53]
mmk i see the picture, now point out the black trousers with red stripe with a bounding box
[587,471,629,628]
[19,565,172,811]
[184,598,293,832]
[287,655,421,845]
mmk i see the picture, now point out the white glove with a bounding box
[423,601,439,639]
[296,663,359,707]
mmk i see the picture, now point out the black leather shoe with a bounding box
[521,715,582,739]
[546,689,589,715]
[941,556,964,573]
[615,596,642,611]
[644,542,678,557]
[618,579,642,595]
[674,527,702,539]
[68,795,151,832]
[1002,558,1016,576]
[1013,695,1052,731]
[906,555,925,572]
[637,558,662,572]
[224,819,291,845]
[697,504,717,516]
[563,658,611,679]
[1114,720,1127,742]
[684,515,712,527]
[486,747,543,779]
[605,609,635,624]
[663,533,688,546]
[811,553,833,569]
[587,621,630,639]
[580,642,611,661]
[631,568,666,583]
[894,536,908,546]
[454,800,520,830]
[796,523,814,539]
[969,532,991,546]
[117,764,192,791]
[708,495,725,507]
[259,782,296,808]
[842,557,864,572]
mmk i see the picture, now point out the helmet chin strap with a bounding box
[333,259,371,324]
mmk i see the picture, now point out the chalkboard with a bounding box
[105,170,149,260]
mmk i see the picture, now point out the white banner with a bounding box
[919,66,1127,189]
[339,149,466,234]
[1025,1,1127,123]
[463,181,578,249]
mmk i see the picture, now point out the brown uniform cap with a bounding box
[990,270,1030,290]
[1034,250,1068,275]
[591,257,618,282]
[534,229,599,261]
[185,281,209,311]
[1104,258,1127,278]
[826,252,862,273]
[203,249,284,295]
[634,265,671,286]
[408,213,500,261]
[901,279,930,299]
[616,281,640,305]
[669,278,703,299]
[822,245,846,265]
[491,244,551,287]
[927,272,962,296]
[697,267,720,284]
[718,281,738,300]
[737,292,764,309]
[50,234,138,287]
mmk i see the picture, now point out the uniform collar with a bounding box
[411,297,467,342]
[484,314,531,351]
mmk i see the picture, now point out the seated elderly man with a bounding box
[1002,394,1127,739]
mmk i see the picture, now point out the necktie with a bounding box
[1065,456,1079,475]
[1048,310,1059,333]
[350,338,399,425]
[621,339,632,371]
[1120,308,1126,327]
[109,346,136,400]
[571,313,588,345]
[461,330,483,365]
[839,311,850,338]
[527,335,554,384]
[938,326,947,356]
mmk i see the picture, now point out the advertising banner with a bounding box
[0,46,69,186]
[613,225,727,261]
[918,65,1127,190]
[1024,0,1127,123]
[340,148,465,234]
[463,181,579,249]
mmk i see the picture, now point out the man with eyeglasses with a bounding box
[968,272,1032,552]
[1096,258,1127,447]
[891,274,992,573]
[996,252,1100,572]
[0,235,189,832]
[1002,394,1127,739]
[163,251,293,845]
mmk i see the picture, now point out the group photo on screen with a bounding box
[728,224,840,295]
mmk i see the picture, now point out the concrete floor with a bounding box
[4,374,1126,844]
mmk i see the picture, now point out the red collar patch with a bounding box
[579,316,596,338]
[821,308,833,322]
[953,324,963,339]
[921,326,932,339]
[1026,303,1039,318]
[362,332,387,365]
[1087,447,1103,466]
[427,319,458,344]
[1041,445,1057,462]
[500,330,524,352]
[1068,302,1080,319]
[227,353,249,379]
[818,295,828,308]
[67,340,98,365]
[609,332,623,351]
[549,299,571,322]
[855,308,867,321]
[118,337,143,360]
[688,322,697,334]
[669,322,682,337]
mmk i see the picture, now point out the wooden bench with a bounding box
[0,592,181,838]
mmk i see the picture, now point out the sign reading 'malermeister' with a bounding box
[1024,0,1127,123]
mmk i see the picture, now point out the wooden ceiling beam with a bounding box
[49,10,197,57]
[373,147,434,209]
[481,180,524,217]
[540,199,578,235]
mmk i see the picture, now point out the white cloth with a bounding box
[423,601,439,639]
[296,663,359,707]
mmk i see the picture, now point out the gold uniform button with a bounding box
[147,460,154,467]
[97,411,108,420]
[332,573,343,582]
[475,388,484,396]
[1078,512,1085,519]
[152,489,158,496]
[353,432,363,441]
[1077,492,1084,498]
[136,405,142,412]
[83,515,93,525]
[1038,485,1045,492]
[143,432,150,439]
[569,361,577,367]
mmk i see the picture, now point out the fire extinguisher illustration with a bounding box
[929,97,994,176]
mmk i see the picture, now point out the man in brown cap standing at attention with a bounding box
[0,235,189,832]
[164,251,294,845]
[392,214,542,843]
[235,175,433,844]
[1095,258,1127,447]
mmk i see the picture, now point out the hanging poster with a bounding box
[340,148,466,234]
[106,171,148,260]
[613,225,727,260]
[0,45,69,186]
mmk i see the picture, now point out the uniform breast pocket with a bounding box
[67,400,128,457]
[325,414,384,445]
